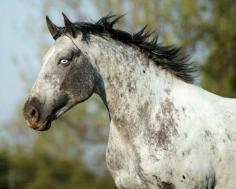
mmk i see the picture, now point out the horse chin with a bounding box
[25,118,52,131]
[36,119,52,131]
[30,116,53,131]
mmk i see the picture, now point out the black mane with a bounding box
[67,15,198,83]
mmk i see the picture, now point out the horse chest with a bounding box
[106,122,147,188]
[106,122,178,189]
[105,121,218,189]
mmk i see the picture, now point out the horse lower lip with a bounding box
[37,119,52,131]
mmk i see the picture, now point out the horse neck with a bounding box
[88,36,177,122]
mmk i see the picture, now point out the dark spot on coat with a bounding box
[226,133,232,141]
[162,181,175,189]
[106,145,124,171]
[164,88,171,95]
[190,172,216,189]
[155,98,179,150]
[182,148,191,156]
[127,80,136,94]
[138,101,150,120]
[211,145,216,153]
[204,130,212,138]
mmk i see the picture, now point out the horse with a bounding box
[23,13,236,189]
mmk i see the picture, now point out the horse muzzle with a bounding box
[23,97,53,131]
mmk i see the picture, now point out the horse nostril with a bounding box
[30,108,36,117]
[28,106,39,122]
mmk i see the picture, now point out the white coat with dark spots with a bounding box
[23,14,236,189]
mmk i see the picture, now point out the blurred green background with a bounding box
[0,0,235,188]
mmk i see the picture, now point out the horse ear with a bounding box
[62,12,76,38]
[46,16,61,40]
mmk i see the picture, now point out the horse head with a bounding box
[23,13,102,131]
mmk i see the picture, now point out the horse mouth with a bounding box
[36,118,53,131]
[28,115,55,131]
[35,104,70,131]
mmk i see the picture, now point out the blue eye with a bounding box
[60,59,69,65]
[60,59,69,64]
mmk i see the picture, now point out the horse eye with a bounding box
[60,59,69,65]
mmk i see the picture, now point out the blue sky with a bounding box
[0,1,42,124]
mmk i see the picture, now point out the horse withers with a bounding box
[23,13,236,189]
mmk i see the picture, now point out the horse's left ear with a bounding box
[62,12,76,38]
[46,16,62,40]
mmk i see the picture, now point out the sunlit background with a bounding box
[0,0,235,188]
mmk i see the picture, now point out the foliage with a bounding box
[202,1,236,97]
[0,147,115,189]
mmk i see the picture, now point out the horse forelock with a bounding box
[58,14,198,83]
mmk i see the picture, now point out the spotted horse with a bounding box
[23,13,236,189]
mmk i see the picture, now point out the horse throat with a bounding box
[93,45,166,136]
[94,72,110,119]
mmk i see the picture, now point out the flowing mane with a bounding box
[56,14,198,83]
